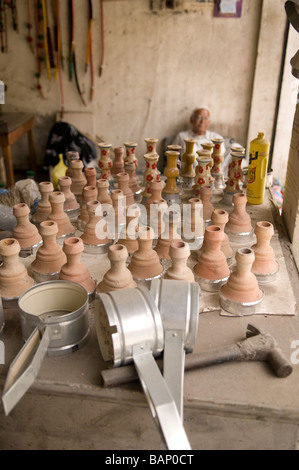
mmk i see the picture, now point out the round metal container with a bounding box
[219,291,264,315]
[18,280,90,356]
[95,286,164,367]
[195,275,229,293]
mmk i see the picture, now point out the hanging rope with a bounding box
[42,0,51,80]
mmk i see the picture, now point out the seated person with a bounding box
[171,107,225,158]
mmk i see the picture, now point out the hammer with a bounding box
[101,324,293,387]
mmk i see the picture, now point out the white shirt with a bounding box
[171,129,225,158]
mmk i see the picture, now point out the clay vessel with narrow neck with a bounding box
[112,147,125,176]
[84,167,97,187]
[66,151,80,178]
[58,176,80,211]
[164,241,194,282]
[97,179,112,206]
[13,203,42,249]
[145,180,165,215]
[125,162,140,193]
[251,221,279,279]
[193,225,230,285]
[96,244,137,294]
[31,220,67,276]
[154,213,182,260]
[47,192,76,238]
[199,186,214,223]
[107,189,126,229]
[118,204,140,254]
[128,226,163,280]
[220,247,264,303]
[211,209,234,260]
[225,192,253,238]
[33,181,54,224]
[78,185,98,229]
[0,238,34,299]
[80,200,112,246]
[70,160,87,196]
[117,172,135,207]
[182,197,204,245]
[59,237,96,295]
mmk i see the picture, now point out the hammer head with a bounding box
[238,324,293,378]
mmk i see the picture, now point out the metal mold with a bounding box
[225,228,254,244]
[19,240,43,258]
[95,281,197,450]
[219,290,265,315]
[195,275,229,292]
[83,240,113,255]
[2,281,90,416]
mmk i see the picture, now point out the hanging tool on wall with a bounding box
[85,0,94,100]
[99,0,104,77]
[68,0,86,106]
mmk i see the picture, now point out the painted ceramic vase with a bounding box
[124,142,138,169]
[211,137,225,175]
[142,153,160,198]
[145,137,158,154]
[98,142,113,181]
[193,150,214,196]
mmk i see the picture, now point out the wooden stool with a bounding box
[0,113,37,187]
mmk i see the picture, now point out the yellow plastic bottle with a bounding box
[246,132,270,205]
[52,153,68,190]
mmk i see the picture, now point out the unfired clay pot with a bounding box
[97,178,112,206]
[70,160,87,196]
[182,198,204,248]
[117,172,135,208]
[220,247,264,309]
[30,220,67,279]
[118,204,140,254]
[225,193,253,241]
[66,151,80,178]
[154,213,182,260]
[59,237,96,295]
[33,181,54,224]
[77,185,98,230]
[58,176,80,211]
[96,244,137,294]
[128,226,163,280]
[145,180,165,215]
[125,162,140,193]
[47,192,76,239]
[148,199,168,238]
[80,200,112,247]
[199,186,214,223]
[193,225,230,290]
[164,241,194,282]
[13,203,42,250]
[0,238,34,299]
[251,221,279,281]
[112,147,125,176]
[84,167,97,187]
[106,189,126,232]
[211,209,234,260]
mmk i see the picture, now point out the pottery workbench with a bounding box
[0,189,299,451]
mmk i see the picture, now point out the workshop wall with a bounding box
[0,0,295,182]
